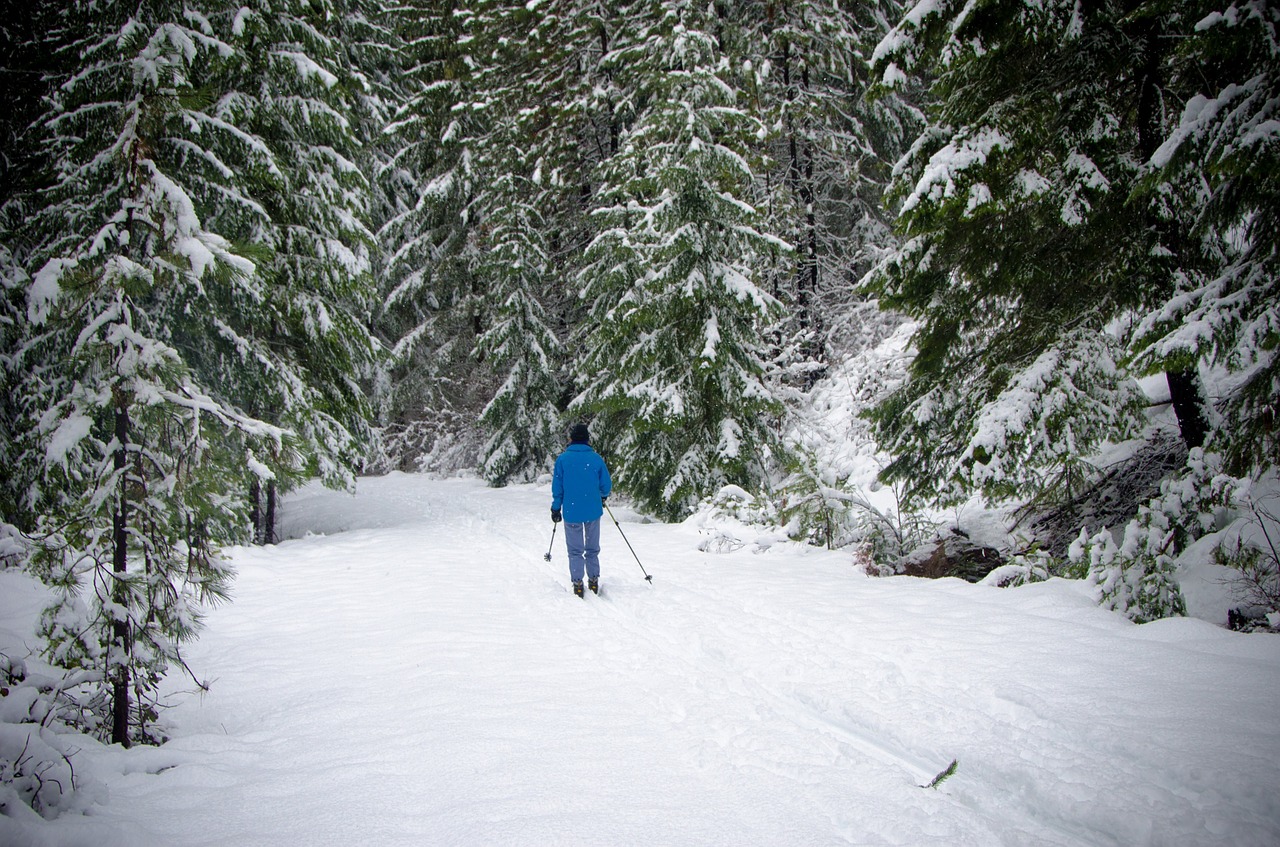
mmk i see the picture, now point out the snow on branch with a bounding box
[273,50,339,89]
[159,382,288,448]
[902,127,1010,214]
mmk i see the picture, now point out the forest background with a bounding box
[0,0,1276,780]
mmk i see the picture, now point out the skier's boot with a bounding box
[588,577,599,595]
[573,580,584,598]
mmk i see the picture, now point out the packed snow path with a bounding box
[22,475,1280,845]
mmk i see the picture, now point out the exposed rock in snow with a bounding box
[895,534,1006,582]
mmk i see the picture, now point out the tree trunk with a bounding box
[250,477,279,545]
[264,479,278,545]
[780,33,827,382]
[596,21,619,158]
[250,477,263,544]
[111,396,132,748]
[1167,369,1209,450]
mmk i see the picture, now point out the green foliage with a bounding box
[23,287,260,744]
[861,0,1279,625]
[777,456,859,550]
[867,0,1168,509]
[1060,450,1255,624]
[4,0,382,747]
[475,183,564,484]
[870,0,1279,524]
[1069,524,1187,624]
[1129,0,1280,477]
[776,448,936,561]
[203,0,379,486]
[571,2,790,520]
[371,0,493,473]
[721,0,918,370]
[925,758,959,790]
[371,1,914,509]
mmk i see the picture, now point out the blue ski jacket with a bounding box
[551,444,612,523]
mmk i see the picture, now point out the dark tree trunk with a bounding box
[264,479,278,545]
[1167,369,1210,450]
[777,36,828,385]
[249,477,262,543]
[111,397,132,748]
[602,24,618,157]
[250,477,278,545]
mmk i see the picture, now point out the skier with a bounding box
[551,423,612,597]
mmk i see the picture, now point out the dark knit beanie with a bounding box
[569,423,590,444]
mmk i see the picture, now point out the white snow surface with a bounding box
[4,473,1280,846]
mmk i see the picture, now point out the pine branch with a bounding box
[923,758,958,790]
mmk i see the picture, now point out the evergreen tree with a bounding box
[16,0,281,745]
[373,0,625,479]
[466,0,648,482]
[2,0,67,526]
[0,238,24,528]
[474,180,565,483]
[1133,0,1280,478]
[364,0,921,502]
[0,0,56,209]
[865,0,1187,506]
[12,0,381,744]
[205,0,379,500]
[373,0,492,472]
[728,0,918,379]
[869,0,1278,508]
[574,0,789,519]
[461,0,565,483]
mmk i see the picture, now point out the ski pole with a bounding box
[544,521,557,562]
[605,503,652,583]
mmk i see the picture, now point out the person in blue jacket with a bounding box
[551,423,612,597]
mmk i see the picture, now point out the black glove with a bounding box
[551,509,562,523]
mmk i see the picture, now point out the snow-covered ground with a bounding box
[3,473,1280,846]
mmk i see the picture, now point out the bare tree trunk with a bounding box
[1167,369,1209,450]
[250,477,262,544]
[780,31,827,384]
[264,479,278,545]
[249,477,279,545]
[111,395,132,748]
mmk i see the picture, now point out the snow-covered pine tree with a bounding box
[1106,0,1280,621]
[467,0,661,484]
[0,239,23,530]
[473,179,564,484]
[206,0,379,504]
[0,0,54,212]
[373,0,493,473]
[15,0,288,745]
[461,0,587,484]
[332,0,400,157]
[574,0,790,520]
[329,0,401,426]
[726,0,918,381]
[1132,0,1280,480]
[865,0,1172,507]
[1,0,62,527]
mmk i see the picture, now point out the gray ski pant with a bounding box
[564,520,601,583]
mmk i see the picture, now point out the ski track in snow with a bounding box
[4,474,1280,846]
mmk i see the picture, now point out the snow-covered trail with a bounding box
[15,474,1280,846]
